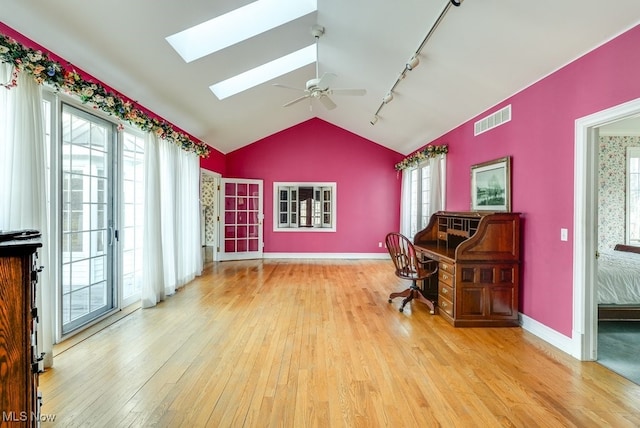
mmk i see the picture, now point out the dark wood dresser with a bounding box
[414,211,521,327]
[0,237,43,426]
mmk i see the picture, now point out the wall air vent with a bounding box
[474,104,511,136]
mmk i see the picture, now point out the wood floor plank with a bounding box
[40,259,640,427]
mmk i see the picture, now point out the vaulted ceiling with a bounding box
[4,1,640,155]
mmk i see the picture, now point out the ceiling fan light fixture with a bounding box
[406,55,420,70]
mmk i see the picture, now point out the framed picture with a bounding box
[470,156,511,212]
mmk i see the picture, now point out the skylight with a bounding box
[166,0,317,63]
[210,44,315,99]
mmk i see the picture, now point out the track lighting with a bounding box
[369,0,462,124]
[406,55,420,71]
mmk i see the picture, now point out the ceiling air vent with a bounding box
[474,104,511,136]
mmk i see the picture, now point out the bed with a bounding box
[598,244,640,320]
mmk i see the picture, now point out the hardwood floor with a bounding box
[41,260,640,427]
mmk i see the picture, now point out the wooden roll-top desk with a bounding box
[414,211,521,327]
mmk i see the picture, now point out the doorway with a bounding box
[200,169,220,263]
[574,97,640,364]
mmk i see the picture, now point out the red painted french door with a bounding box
[218,178,263,260]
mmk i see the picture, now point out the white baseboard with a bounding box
[262,252,390,260]
[520,313,582,359]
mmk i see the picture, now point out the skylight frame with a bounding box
[210,44,315,100]
[166,0,317,63]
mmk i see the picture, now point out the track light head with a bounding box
[370,115,378,125]
[450,0,464,6]
[311,24,324,39]
[406,55,420,70]
[383,92,394,104]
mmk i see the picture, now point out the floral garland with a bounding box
[0,33,210,158]
[395,144,448,171]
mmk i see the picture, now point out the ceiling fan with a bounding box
[273,25,366,110]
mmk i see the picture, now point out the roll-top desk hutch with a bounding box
[413,211,521,327]
[0,236,43,427]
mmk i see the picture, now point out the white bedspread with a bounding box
[598,249,640,304]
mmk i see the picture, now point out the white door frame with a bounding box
[573,97,640,360]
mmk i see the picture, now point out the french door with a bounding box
[218,178,263,260]
[60,104,116,334]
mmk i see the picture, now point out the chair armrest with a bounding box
[418,259,438,276]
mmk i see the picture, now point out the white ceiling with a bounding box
[3,0,640,155]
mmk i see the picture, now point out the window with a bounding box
[274,182,336,231]
[628,147,640,245]
[403,158,446,238]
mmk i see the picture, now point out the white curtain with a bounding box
[429,155,445,214]
[399,168,412,238]
[0,63,54,367]
[142,132,202,308]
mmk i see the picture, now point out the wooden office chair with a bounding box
[385,232,439,314]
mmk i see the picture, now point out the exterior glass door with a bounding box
[61,104,115,334]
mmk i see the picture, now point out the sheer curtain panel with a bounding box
[429,155,445,214]
[0,63,54,367]
[399,169,412,238]
[142,132,202,308]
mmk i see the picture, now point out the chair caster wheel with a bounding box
[399,307,404,313]
[388,299,392,303]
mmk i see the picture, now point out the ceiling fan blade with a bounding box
[316,72,336,90]
[273,83,305,92]
[330,88,367,96]
[318,94,337,110]
[283,95,310,108]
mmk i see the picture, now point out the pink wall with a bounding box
[421,24,640,337]
[225,118,404,254]
[200,151,226,175]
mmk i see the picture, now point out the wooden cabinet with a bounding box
[0,237,43,427]
[414,212,521,327]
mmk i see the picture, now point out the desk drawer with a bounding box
[439,283,454,301]
[439,269,454,287]
[438,295,454,318]
[439,261,454,274]
[437,231,448,241]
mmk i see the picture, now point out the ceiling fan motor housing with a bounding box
[306,78,322,91]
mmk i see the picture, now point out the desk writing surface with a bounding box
[414,243,456,263]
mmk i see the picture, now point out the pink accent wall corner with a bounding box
[225,118,405,254]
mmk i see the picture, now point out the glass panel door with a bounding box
[61,104,115,334]
[219,178,263,261]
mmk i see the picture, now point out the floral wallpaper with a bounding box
[201,174,217,246]
[598,135,640,250]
